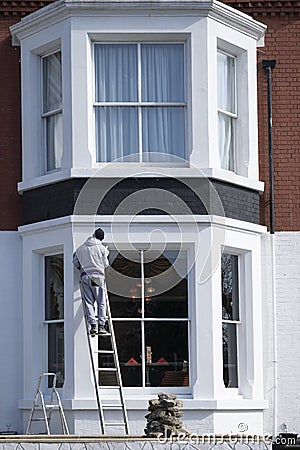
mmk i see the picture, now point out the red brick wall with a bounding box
[0,2,53,231]
[256,16,300,232]
[0,16,21,231]
[225,2,300,231]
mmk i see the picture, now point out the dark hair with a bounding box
[94,228,105,241]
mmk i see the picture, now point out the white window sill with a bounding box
[18,167,264,193]
[18,398,268,411]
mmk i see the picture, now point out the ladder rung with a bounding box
[99,385,121,389]
[31,418,50,421]
[95,350,114,354]
[104,422,127,426]
[44,405,59,409]
[102,404,124,408]
[97,367,117,372]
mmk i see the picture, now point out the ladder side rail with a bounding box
[39,389,51,435]
[104,285,130,434]
[26,375,45,435]
[26,390,40,434]
[47,373,57,425]
[80,280,106,434]
[53,388,70,434]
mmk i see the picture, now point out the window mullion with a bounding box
[137,43,143,163]
[141,250,146,387]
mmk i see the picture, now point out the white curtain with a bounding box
[142,107,185,161]
[142,44,185,160]
[46,113,63,171]
[43,51,62,171]
[217,52,235,171]
[96,107,138,162]
[43,52,62,113]
[95,44,185,162]
[218,113,234,171]
[95,44,137,102]
[141,44,184,102]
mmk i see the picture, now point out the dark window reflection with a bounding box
[48,323,64,388]
[221,253,239,321]
[45,254,64,387]
[222,323,238,388]
[144,251,188,318]
[45,255,64,320]
[114,322,142,387]
[221,253,239,388]
[107,252,142,318]
[145,321,189,387]
[106,250,189,387]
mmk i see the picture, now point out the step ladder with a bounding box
[26,372,69,435]
[81,281,130,435]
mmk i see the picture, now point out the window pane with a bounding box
[46,112,63,171]
[144,250,188,318]
[114,322,142,387]
[95,44,138,102]
[43,51,62,113]
[96,107,139,162]
[108,252,142,318]
[45,254,64,321]
[48,323,64,388]
[142,107,185,160]
[218,112,234,172]
[221,253,239,321]
[141,44,184,102]
[217,52,235,114]
[145,321,189,387]
[222,322,238,388]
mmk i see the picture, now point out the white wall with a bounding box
[262,232,300,435]
[0,232,23,433]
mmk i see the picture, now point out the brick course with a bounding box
[0,16,22,231]
[224,3,300,232]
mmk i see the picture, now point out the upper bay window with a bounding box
[217,51,237,172]
[42,51,63,172]
[94,43,186,163]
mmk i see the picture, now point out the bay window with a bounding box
[102,249,189,388]
[221,253,239,388]
[217,51,237,172]
[42,51,62,172]
[94,43,186,163]
[45,254,64,387]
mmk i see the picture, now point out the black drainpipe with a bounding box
[262,59,276,234]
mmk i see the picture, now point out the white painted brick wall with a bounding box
[0,232,23,434]
[262,232,300,435]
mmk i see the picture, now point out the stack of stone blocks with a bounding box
[144,393,190,438]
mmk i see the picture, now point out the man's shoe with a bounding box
[98,326,110,336]
[90,325,97,337]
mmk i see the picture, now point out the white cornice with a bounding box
[10,0,266,44]
[18,214,267,236]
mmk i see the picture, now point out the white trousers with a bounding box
[81,274,106,327]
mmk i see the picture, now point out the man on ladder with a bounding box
[73,228,130,434]
[73,228,110,337]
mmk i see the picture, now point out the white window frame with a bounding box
[217,49,237,173]
[93,41,187,164]
[43,251,65,388]
[41,49,63,174]
[221,251,241,390]
[106,244,192,395]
